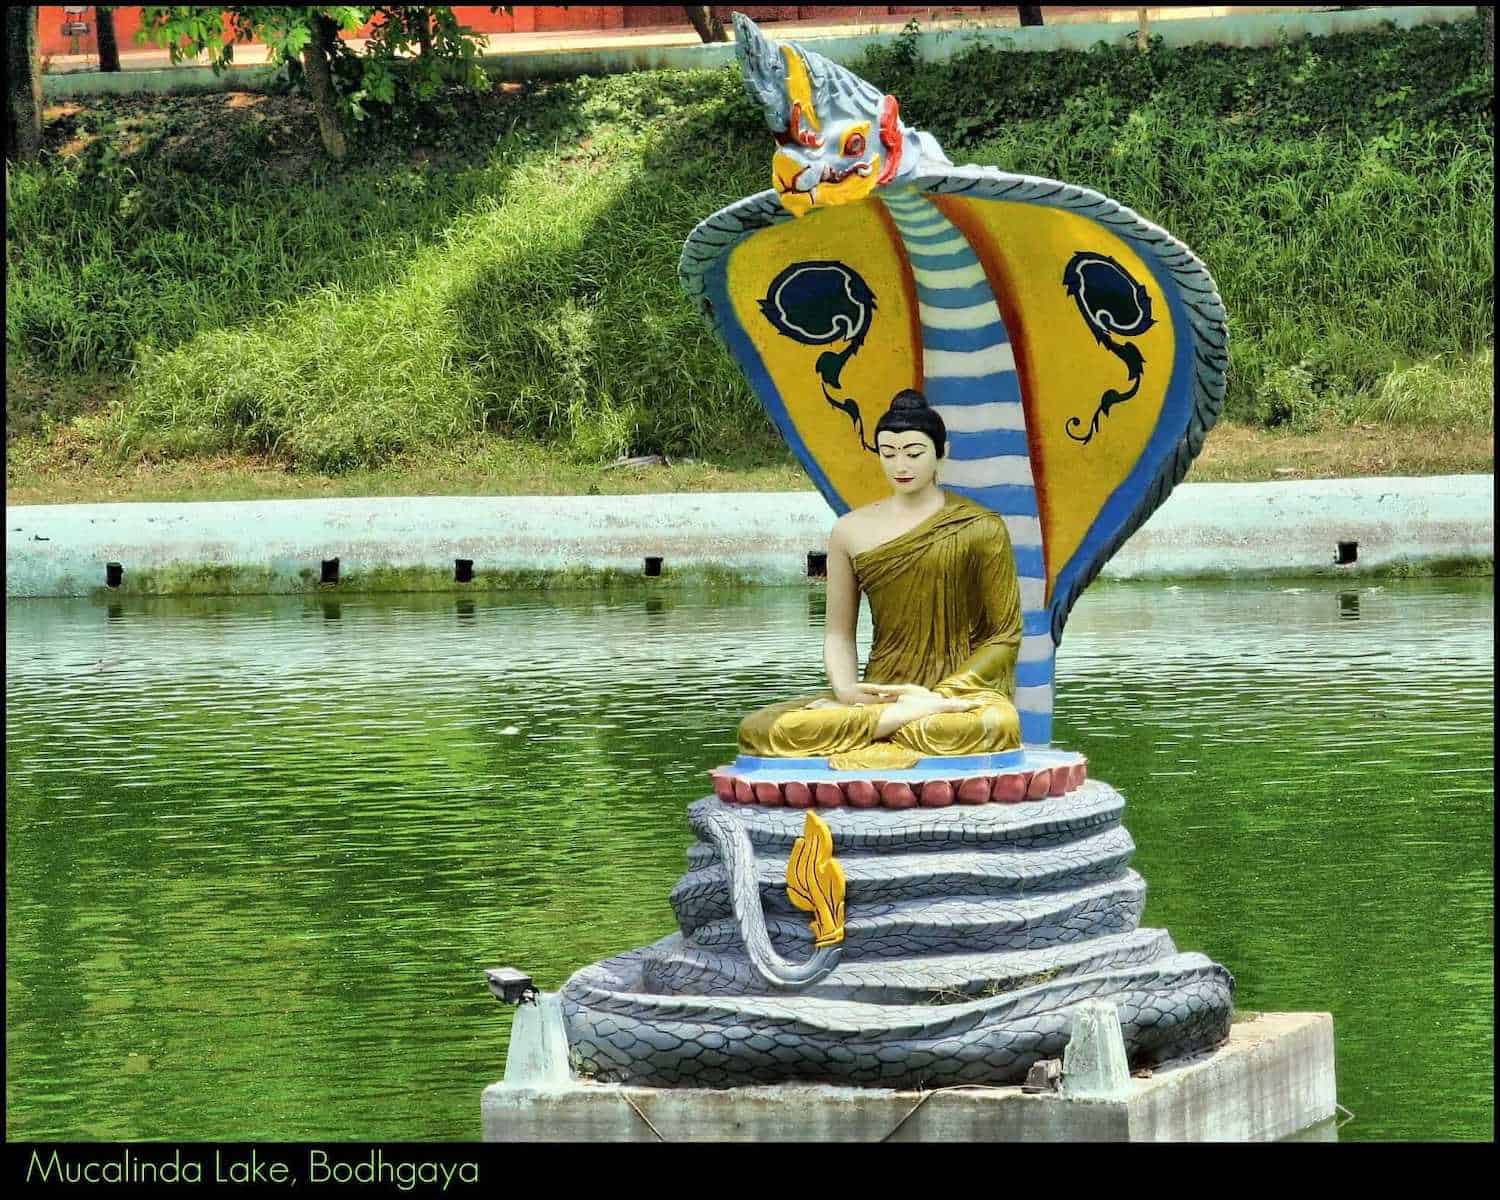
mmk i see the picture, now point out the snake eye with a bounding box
[843,132,866,158]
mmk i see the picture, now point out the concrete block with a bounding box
[481,1012,1335,1142]
[1125,1012,1339,1142]
[503,994,571,1088]
[1062,1000,1132,1100]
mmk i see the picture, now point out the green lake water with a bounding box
[5,579,1493,1141]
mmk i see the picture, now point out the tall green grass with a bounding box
[958,121,1493,427]
[5,19,1492,469]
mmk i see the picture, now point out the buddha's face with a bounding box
[877,429,940,495]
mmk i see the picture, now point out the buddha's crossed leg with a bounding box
[737,689,1020,766]
[890,688,1020,757]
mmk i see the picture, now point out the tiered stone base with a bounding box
[561,763,1235,1090]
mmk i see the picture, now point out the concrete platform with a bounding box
[482,1012,1335,1142]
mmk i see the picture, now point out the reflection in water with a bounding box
[1339,592,1360,620]
[806,587,827,624]
[5,580,1492,1141]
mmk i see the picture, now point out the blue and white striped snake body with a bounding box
[879,188,1055,747]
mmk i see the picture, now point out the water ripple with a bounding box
[5,580,1492,1140]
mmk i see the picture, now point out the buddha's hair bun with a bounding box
[874,388,947,457]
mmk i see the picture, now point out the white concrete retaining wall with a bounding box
[5,475,1492,598]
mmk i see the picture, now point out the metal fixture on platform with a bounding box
[486,967,538,1007]
[1022,1059,1062,1094]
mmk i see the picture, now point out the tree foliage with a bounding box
[137,6,498,155]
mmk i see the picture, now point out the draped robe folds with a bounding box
[737,492,1024,769]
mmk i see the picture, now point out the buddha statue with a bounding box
[538,16,1238,1101]
[738,390,1022,771]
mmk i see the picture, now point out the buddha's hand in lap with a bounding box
[892,692,982,719]
[829,683,902,707]
[875,683,981,713]
[872,689,983,739]
[876,684,946,701]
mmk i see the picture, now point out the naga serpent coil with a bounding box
[561,783,1234,1088]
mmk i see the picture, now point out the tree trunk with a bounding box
[1484,5,1494,72]
[414,6,433,57]
[6,7,42,163]
[301,13,348,160]
[97,6,121,72]
[1017,6,1044,27]
[683,6,728,44]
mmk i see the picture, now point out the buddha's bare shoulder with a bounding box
[831,499,896,557]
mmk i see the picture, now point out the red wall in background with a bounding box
[41,5,150,57]
[37,6,1029,59]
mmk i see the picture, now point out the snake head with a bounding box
[734,12,935,216]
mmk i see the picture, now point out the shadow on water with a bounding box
[5,579,1492,1141]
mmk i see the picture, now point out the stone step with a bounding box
[672,825,1136,934]
[685,873,1147,960]
[643,926,1179,1002]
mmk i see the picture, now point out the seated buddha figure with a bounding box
[738,391,1022,770]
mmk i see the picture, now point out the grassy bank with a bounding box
[5,17,1494,476]
[8,414,1492,506]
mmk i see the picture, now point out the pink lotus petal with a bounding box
[918,779,954,808]
[814,782,845,808]
[784,781,812,809]
[1026,769,1052,801]
[992,772,1027,804]
[733,779,753,805]
[753,781,784,807]
[710,772,735,802]
[846,780,880,809]
[958,776,991,805]
[881,781,917,809]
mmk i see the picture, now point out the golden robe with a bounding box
[738,492,1022,769]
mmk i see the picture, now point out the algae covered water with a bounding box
[5,579,1493,1141]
